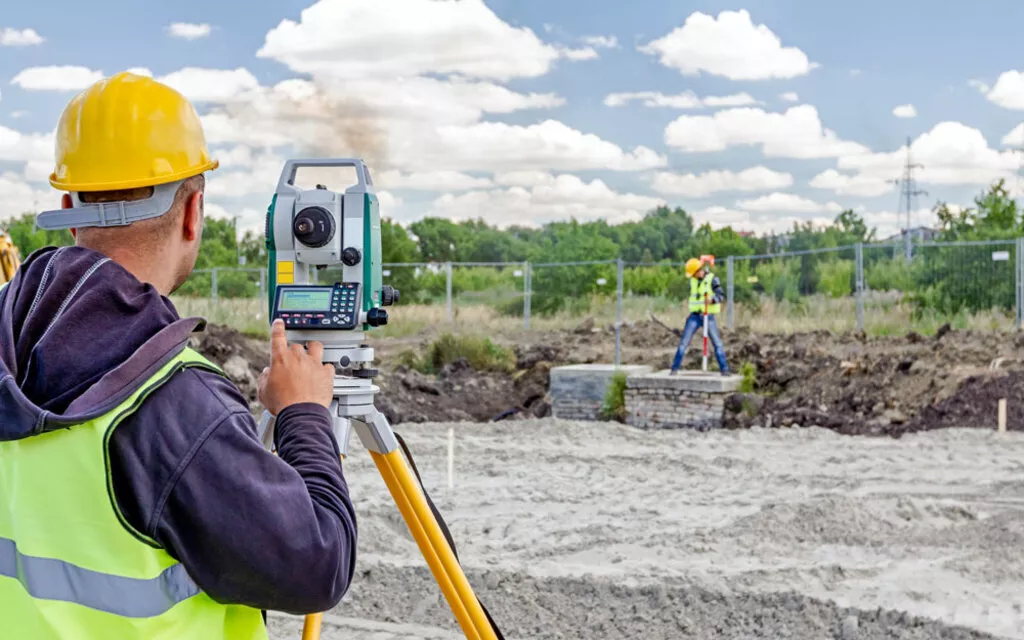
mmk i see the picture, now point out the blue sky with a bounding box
[2,0,1024,238]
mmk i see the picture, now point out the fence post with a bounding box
[259,268,266,301]
[523,261,531,329]
[445,262,453,324]
[855,243,864,332]
[726,256,735,330]
[1017,238,1024,330]
[211,268,219,303]
[615,258,623,367]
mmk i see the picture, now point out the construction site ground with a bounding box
[188,322,1024,638]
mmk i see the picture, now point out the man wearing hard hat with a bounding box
[0,72,356,639]
[670,256,730,376]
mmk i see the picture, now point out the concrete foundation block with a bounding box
[550,364,653,421]
[625,370,742,430]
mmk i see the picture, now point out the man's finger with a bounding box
[307,341,324,362]
[270,320,288,360]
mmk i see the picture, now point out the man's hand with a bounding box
[258,319,335,415]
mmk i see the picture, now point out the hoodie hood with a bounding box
[0,246,205,440]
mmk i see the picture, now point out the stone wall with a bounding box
[626,371,741,430]
[550,364,653,421]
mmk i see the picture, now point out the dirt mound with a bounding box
[904,369,1024,433]
[722,328,1024,436]
[190,320,1024,436]
[189,324,551,425]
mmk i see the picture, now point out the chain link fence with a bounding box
[175,239,1024,363]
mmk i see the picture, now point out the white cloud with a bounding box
[665,105,869,158]
[639,9,816,81]
[203,204,267,235]
[0,27,44,46]
[736,192,844,214]
[986,71,1024,110]
[968,78,991,94]
[837,121,1018,186]
[604,90,758,109]
[780,92,799,102]
[158,67,261,103]
[23,160,51,183]
[257,0,578,82]
[893,104,917,118]
[809,169,894,198]
[376,170,493,191]
[411,119,665,173]
[430,175,664,227]
[651,166,793,197]
[0,171,55,221]
[493,171,555,187]
[168,22,212,40]
[1001,123,1024,147]
[126,67,153,77]
[11,66,103,91]
[558,46,599,61]
[850,69,862,77]
[0,125,52,163]
[692,205,833,235]
[10,111,29,119]
[583,35,618,49]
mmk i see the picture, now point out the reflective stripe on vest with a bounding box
[689,273,721,314]
[0,537,199,618]
[0,346,268,640]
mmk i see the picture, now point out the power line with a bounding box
[888,136,927,261]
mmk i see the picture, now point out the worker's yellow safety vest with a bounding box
[689,273,721,314]
[0,347,268,640]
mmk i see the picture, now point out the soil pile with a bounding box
[189,320,1024,435]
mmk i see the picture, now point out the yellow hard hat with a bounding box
[49,71,218,192]
[685,258,701,277]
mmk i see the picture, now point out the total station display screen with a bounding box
[278,288,333,311]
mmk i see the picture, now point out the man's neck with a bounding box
[78,243,176,295]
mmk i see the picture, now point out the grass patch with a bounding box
[401,333,516,375]
[601,371,628,422]
[739,362,756,393]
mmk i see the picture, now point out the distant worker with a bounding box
[670,256,730,376]
[0,72,356,639]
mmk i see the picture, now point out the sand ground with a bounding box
[268,419,1024,639]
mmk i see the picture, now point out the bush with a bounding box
[755,260,800,304]
[405,333,516,375]
[601,371,628,421]
[816,260,853,298]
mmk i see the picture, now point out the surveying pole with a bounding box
[702,292,709,372]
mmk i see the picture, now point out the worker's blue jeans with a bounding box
[670,312,729,373]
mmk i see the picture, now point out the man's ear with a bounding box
[182,190,204,242]
[62,194,78,239]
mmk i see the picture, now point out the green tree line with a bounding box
[2,180,1020,316]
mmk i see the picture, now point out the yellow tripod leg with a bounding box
[301,613,322,640]
[372,449,497,640]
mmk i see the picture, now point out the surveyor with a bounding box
[0,72,356,639]
[669,256,730,376]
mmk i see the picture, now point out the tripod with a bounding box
[257,334,500,640]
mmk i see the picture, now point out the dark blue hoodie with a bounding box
[0,246,357,615]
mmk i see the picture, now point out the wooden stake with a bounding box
[998,398,1007,434]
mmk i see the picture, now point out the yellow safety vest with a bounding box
[689,273,721,314]
[0,347,268,640]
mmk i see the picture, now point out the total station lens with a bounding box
[293,206,336,249]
